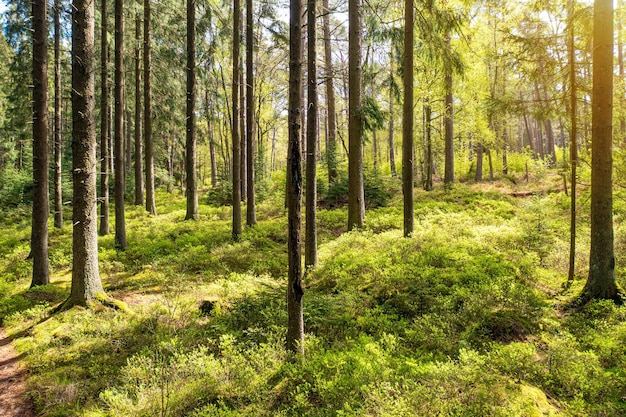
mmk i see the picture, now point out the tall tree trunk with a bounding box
[402,0,413,237]
[347,0,364,230]
[423,101,433,191]
[246,0,256,226]
[322,0,337,184]
[388,51,397,177]
[69,0,105,305]
[619,0,626,139]
[114,0,127,250]
[144,0,156,215]
[205,87,218,187]
[475,142,483,182]
[185,0,198,220]
[100,0,110,235]
[31,0,50,286]
[53,0,63,229]
[443,35,454,187]
[287,0,304,355]
[305,0,318,267]
[134,4,144,206]
[584,0,620,302]
[240,65,247,201]
[568,0,578,284]
[232,0,243,240]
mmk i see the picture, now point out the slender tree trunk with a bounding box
[205,87,218,187]
[144,0,156,215]
[240,65,247,201]
[134,4,144,206]
[53,0,63,229]
[100,0,110,235]
[305,0,318,267]
[619,0,626,139]
[322,0,337,184]
[443,35,454,187]
[423,101,433,191]
[185,0,199,220]
[487,147,494,181]
[475,142,483,182]
[232,0,243,240]
[31,0,50,286]
[69,0,105,305]
[348,0,364,230]
[125,109,132,177]
[388,52,397,177]
[246,0,256,226]
[402,0,413,237]
[287,0,304,355]
[584,0,620,302]
[114,0,127,250]
[568,0,578,284]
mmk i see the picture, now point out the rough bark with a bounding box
[584,0,620,302]
[388,52,397,177]
[443,40,454,186]
[185,0,199,220]
[322,0,337,184]
[70,0,105,305]
[402,0,413,237]
[114,0,127,250]
[31,0,50,286]
[144,0,156,215]
[305,0,318,267]
[246,0,256,226]
[568,0,577,283]
[232,0,243,240]
[423,102,433,191]
[53,0,63,229]
[100,0,110,235]
[287,0,304,355]
[347,0,364,230]
[134,4,144,206]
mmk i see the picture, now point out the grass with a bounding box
[0,179,625,416]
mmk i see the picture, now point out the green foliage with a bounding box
[320,169,397,209]
[0,167,32,208]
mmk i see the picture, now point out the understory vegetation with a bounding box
[1,166,625,416]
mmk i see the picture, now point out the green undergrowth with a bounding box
[1,185,625,416]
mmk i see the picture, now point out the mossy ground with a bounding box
[1,168,625,416]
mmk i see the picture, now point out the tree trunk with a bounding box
[240,65,247,201]
[114,0,127,250]
[475,142,483,182]
[53,0,63,229]
[134,4,144,206]
[443,35,454,187]
[568,0,577,284]
[348,0,364,230]
[402,0,413,237]
[232,0,242,240]
[388,52,397,177]
[287,0,304,355]
[100,0,110,235]
[185,0,198,220]
[246,0,256,226]
[69,0,105,305]
[31,0,50,286]
[584,0,620,302]
[423,101,433,191]
[322,0,337,184]
[144,0,156,215]
[205,87,218,187]
[305,0,318,267]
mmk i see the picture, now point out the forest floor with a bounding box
[0,328,34,417]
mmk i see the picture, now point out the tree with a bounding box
[246,0,256,226]
[53,0,63,229]
[186,0,199,220]
[305,0,318,266]
[144,0,156,215]
[287,0,304,355]
[348,0,364,230]
[567,0,577,284]
[100,0,110,236]
[583,0,621,303]
[114,0,127,250]
[322,0,338,184]
[443,33,454,187]
[402,0,413,237]
[67,0,105,306]
[134,2,144,206]
[31,0,50,287]
[232,0,243,240]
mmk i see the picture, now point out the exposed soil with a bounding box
[0,329,35,417]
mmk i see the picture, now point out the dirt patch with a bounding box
[0,329,35,417]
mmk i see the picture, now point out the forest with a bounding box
[0,0,625,414]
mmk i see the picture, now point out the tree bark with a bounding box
[305,0,318,267]
[70,0,105,305]
[443,37,454,187]
[144,0,156,215]
[287,0,304,355]
[584,0,620,302]
[423,101,433,191]
[322,0,337,184]
[31,0,50,286]
[53,0,63,229]
[568,0,577,284]
[114,0,127,250]
[388,48,397,177]
[134,4,144,206]
[100,0,110,235]
[348,0,364,230]
[402,0,413,237]
[232,0,243,240]
[246,0,256,226]
[185,0,199,220]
